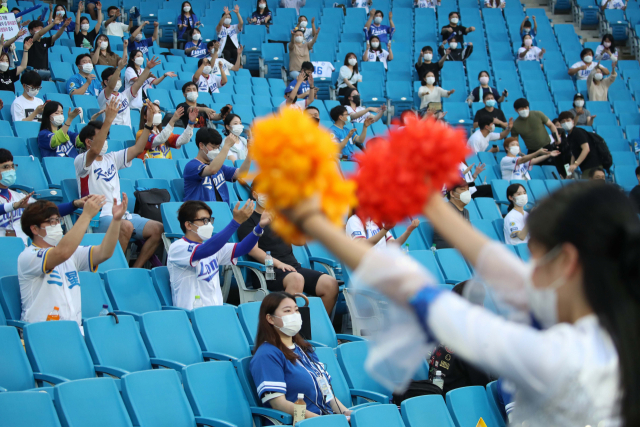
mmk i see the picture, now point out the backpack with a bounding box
[133,188,171,223]
[588,132,613,173]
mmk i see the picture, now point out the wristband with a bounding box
[144,124,153,131]
[253,225,264,237]
[188,120,196,125]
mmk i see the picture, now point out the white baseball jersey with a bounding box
[570,61,598,80]
[503,209,529,245]
[18,244,96,325]
[74,149,131,217]
[217,24,240,51]
[346,215,393,249]
[167,237,238,309]
[365,50,390,69]
[210,58,234,76]
[0,189,35,244]
[500,156,531,181]
[196,73,223,93]
[517,47,543,62]
[417,0,439,7]
[97,87,136,128]
[345,105,371,124]
[312,61,335,79]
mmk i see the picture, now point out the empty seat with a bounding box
[79,234,128,272]
[0,275,26,328]
[351,404,405,427]
[401,394,456,427]
[409,250,446,284]
[0,389,61,427]
[446,386,505,427]
[435,249,472,283]
[0,326,51,393]
[190,305,252,362]
[336,341,393,404]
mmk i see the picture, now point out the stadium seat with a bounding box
[190,305,252,362]
[435,249,472,283]
[515,243,531,261]
[118,158,149,181]
[237,301,261,345]
[351,404,405,427]
[0,275,26,329]
[149,266,172,307]
[401,394,456,427]
[79,234,128,272]
[0,389,60,427]
[43,156,76,188]
[408,250,446,284]
[146,158,181,180]
[471,219,502,241]
[336,341,393,404]
[475,198,502,221]
[13,156,62,201]
[486,381,508,424]
[0,326,50,393]
[391,222,428,251]
[78,271,112,324]
[446,386,506,427]
[615,165,637,192]
[300,296,364,348]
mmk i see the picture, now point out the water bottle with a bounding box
[634,139,640,153]
[193,295,204,309]
[46,306,60,321]
[293,393,306,425]
[431,243,437,254]
[265,251,275,281]
[98,304,109,316]
[433,370,444,390]
[401,244,410,254]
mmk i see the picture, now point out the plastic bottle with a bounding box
[98,304,109,316]
[265,251,275,281]
[193,295,204,309]
[293,393,306,425]
[431,243,437,254]
[401,244,410,254]
[46,306,60,321]
[433,370,444,390]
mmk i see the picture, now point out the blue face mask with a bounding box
[0,169,16,187]
[345,115,351,124]
[485,99,497,108]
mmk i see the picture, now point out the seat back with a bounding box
[351,404,405,427]
[84,315,153,374]
[435,249,472,283]
[298,415,351,426]
[121,369,196,427]
[104,268,162,315]
[0,390,62,427]
[408,250,446,284]
[299,296,338,348]
[191,305,251,361]
[336,341,392,400]
[79,272,112,322]
[14,156,50,192]
[150,266,172,306]
[446,386,505,427]
[139,310,203,366]
[182,361,253,426]
[314,346,353,408]
[54,378,134,427]
[43,157,76,188]
[0,237,26,277]
[237,300,262,345]
[23,321,96,381]
[0,275,22,323]
[80,234,128,272]
[235,356,261,407]
[0,326,35,391]
[160,202,185,237]
[486,380,508,424]
[401,394,455,427]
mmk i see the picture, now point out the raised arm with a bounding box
[216,8,228,32]
[127,100,153,161]
[91,45,101,64]
[364,8,375,30]
[354,116,374,145]
[152,21,159,42]
[389,10,395,28]
[129,21,147,41]
[307,26,319,49]
[34,16,58,41]
[498,118,513,139]
[85,97,119,166]
[192,59,207,81]
[75,2,83,34]
[16,38,32,75]
[545,119,561,142]
[94,2,103,32]
[232,45,243,71]
[3,28,26,48]
[337,128,356,151]
[105,47,127,98]
[52,18,71,43]
[91,193,126,264]
[131,55,160,98]
[201,137,235,176]
[234,4,243,31]
[393,219,420,246]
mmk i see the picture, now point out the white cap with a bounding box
[436,370,442,375]
[298,393,304,399]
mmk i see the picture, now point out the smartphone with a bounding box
[492,144,498,149]
[564,164,572,177]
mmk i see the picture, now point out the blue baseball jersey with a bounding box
[129,37,153,54]
[285,79,310,95]
[182,158,237,203]
[330,124,359,160]
[38,130,80,158]
[185,40,208,58]
[66,73,102,96]
[366,24,394,44]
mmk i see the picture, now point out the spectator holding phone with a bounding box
[468,71,506,104]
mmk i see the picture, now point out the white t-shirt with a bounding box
[418,86,448,109]
[103,21,129,37]
[225,135,248,160]
[97,87,135,128]
[601,0,625,8]
[167,237,237,309]
[337,65,362,90]
[217,24,239,52]
[570,61,599,80]
[346,215,393,249]
[125,67,154,110]
[595,45,618,61]
[210,58,234,75]
[0,190,36,244]
[346,105,371,123]
[18,244,96,325]
[365,49,390,70]
[279,99,306,110]
[467,129,501,153]
[11,95,43,122]
[353,0,370,13]
[458,162,477,196]
[517,46,543,62]
[417,0,439,8]
[74,149,132,217]
[500,155,531,181]
[503,209,529,245]
[312,61,334,79]
[196,74,223,93]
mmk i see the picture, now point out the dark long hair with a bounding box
[139,103,163,132]
[180,1,192,19]
[127,49,143,75]
[528,182,640,427]
[39,101,62,132]
[601,34,617,54]
[94,34,114,55]
[506,183,524,212]
[254,292,314,363]
[254,0,271,16]
[222,113,240,136]
[369,36,382,53]
[343,52,359,74]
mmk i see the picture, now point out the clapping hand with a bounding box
[13,192,34,210]
[68,107,82,119]
[146,55,161,69]
[259,210,273,227]
[112,193,128,220]
[232,200,255,224]
[188,107,199,123]
[104,96,121,122]
[81,195,107,219]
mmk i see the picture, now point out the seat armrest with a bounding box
[33,372,69,385]
[250,407,293,424]
[308,256,339,268]
[349,388,391,404]
[336,334,366,342]
[6,319,27,329]
[0,385,7,392]
[113,310,141,321]
[202,351,238,362]
[150,358,187,371]
[236,260,266,272]
[95,365,130,379]
[195,416,237,427]
[306,340,329,348]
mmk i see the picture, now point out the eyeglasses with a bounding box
[26,85,42,91]
[192,217,213,225]
[0,164,17,171]
[42,217,62,226]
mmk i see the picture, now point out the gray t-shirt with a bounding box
[569,108,591,126]
[432,201,470,249]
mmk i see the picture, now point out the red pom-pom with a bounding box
[353,116,470,225]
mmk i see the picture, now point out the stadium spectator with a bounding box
[248,0,272,25]
[83,0,101,20]
[344,89,386,123]
[128,22,159,55]
[569,93,594,126]
[589,167,606,180]
[67,53,102,96]
[0,38,31,92]
[587,60,617,101]
[280,0,305,15]
[511,98,561,152]
[25,17,71,81]
[250,293,350,420]
[601,0,627,10]
[91,34,121,67]
[595,34,618,61]
[50,4,75,32]
[467,116,512,154]
[501,137,559,180]
[177,1,200,43]
[337,53,362,97]
[185,28,207,58]
[551,117,573,178]
[289,28,318,79]
[569,48,609,80]
[74,1,102,49]
[2,27,28,55]
[222,113,250,162]
[37,102,82,158]
[468,71,506,104]
[438,36,473,62]
[182,127,253,203]
[628,166,640,210]
[484,0,504,7]
[99,54,161,126]
[346,212,419,249]
[354,0,373,13]
[75,98,165,268]
[207,40,243,75]
[135,103,196,159]
[168,200,270,309]
[558,111,603,177]
[441,11,475,44]
[193,57,228,93]
[458,161,493,198]
[18,194,124,325]
[103,6,133,37]
[304,106,320,123]
[520,16,537,45]
[11,70,44,122]
[517,34,545,63]
[363,36,392,70]
[473,92,508,130]
[329,105,373,160]
[283,66,317,110]
[296,16,316,43]
[418,72,454,112]
[415,45,445,83]
[503,183,529,245]
[238,183,339,314]
[415,0,439,7]
[364,9,395,45]
[174,82,228,128]
[432,181,471,249]
[216,5,243,65]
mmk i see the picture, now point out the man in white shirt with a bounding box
[468,116,512,154]
[280,0,305,14]
[569,48,609,80]
[346,212,420,250]
[17,193,125,325]
[207,40,243,76]
[74,97,164,269]
[500,137,559,181]
[103,6,132,37]
[193,57,228,93]
[601,0,626,10]
[216,5,242,64]
[11,70,44,122]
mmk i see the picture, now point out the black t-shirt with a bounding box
[471,86,500,103]
[441,24,467,43]
[473,106,506,126]
[629,185,640,212]
[237,210,299,266]
[0,68,19,92]
[175,102,210,128]
[25,36,53,70]
[567,127,601,171]
[415,61,443,83]
[74,29,97,48]
[428,344,493,395]
[432,201,469,249]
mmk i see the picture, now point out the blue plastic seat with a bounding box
[0,390,61,427]
[237,301,261,345]
[408,250,446,284]
[475,198,502,221]
[79,234,128,273]
[401,394,456,427]
[0,275,26,329]
[471,219,502,241]
[486,381,508,424]
[351,404,405,427]
[117,158,150,181]
[43,156,76,188]
[446,386,505,427]
[336,341,393,404]
[145,158,180,180]
[298,415,351,426]
[612,151,638,167]
[515,243,531,261]
[13,156,62,200]
[149,266,172,307]
[190,305,252,362]
[0,137,28,157]
[0,326,51,392]
[435,249,472,284]
[391,222,428,251]
[103,268,171,320]
[79,271,112,324]
[615,165,637,192]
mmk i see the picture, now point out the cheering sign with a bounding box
[0,13,19,39]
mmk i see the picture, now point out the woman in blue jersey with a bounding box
[37,101,82,158]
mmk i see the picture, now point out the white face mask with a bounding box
[524,247,565,329]
[449,42,458,49]
[524,38,532,47]
[518,109,529,118]
[135,33,143,41]
[153,113,163,125]
[27,88,39,97]
[195,222,214,240]
[274,312,303,336]
[81,23,90,31]
[193,33,202,41]
[134,56,144,66]
[603,41,611,47]
[583,55,593,63]
[514,194,528,207]
[99,140,108,156]
[426,76,435,85]
[0,62,9,72]
[594,73,603,81]
[574,99,584,108]
[299,20,307,28]
[457,190,471,205]
[561,121,574,131]
[479,76,489,85]
[371,41,379,49]
[257,194,268,207]
[450,17,459,24]
[207,147,220,160]
[374,16,382,24]
[423,53,432,61]
[51,114,65,127]
[490,124,496,132]
[82,63,93,74]
[203,65,212,75]
[186,91,198,102]
[348,58,357,66]
[259,2,266,8]
[183,5,191,12]
[224,18,231,25]
[56,10,65,16]
[114,80,122,91]
[42,224,64,246]
[231,124,244,136]
[509,145,520,156]
[294,36,304,43]
[100,41,108,50]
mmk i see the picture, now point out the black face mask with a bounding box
[352,96,361,106]
[313,117,320,123]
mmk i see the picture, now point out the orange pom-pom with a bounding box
[251,109,356,243]
[354,116,470,225]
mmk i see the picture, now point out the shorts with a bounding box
[268,264,325,296]
[97,213,149,239]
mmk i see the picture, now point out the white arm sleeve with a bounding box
[151,125,173,147]
[175,125,194,147]
[475,241,530,309]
